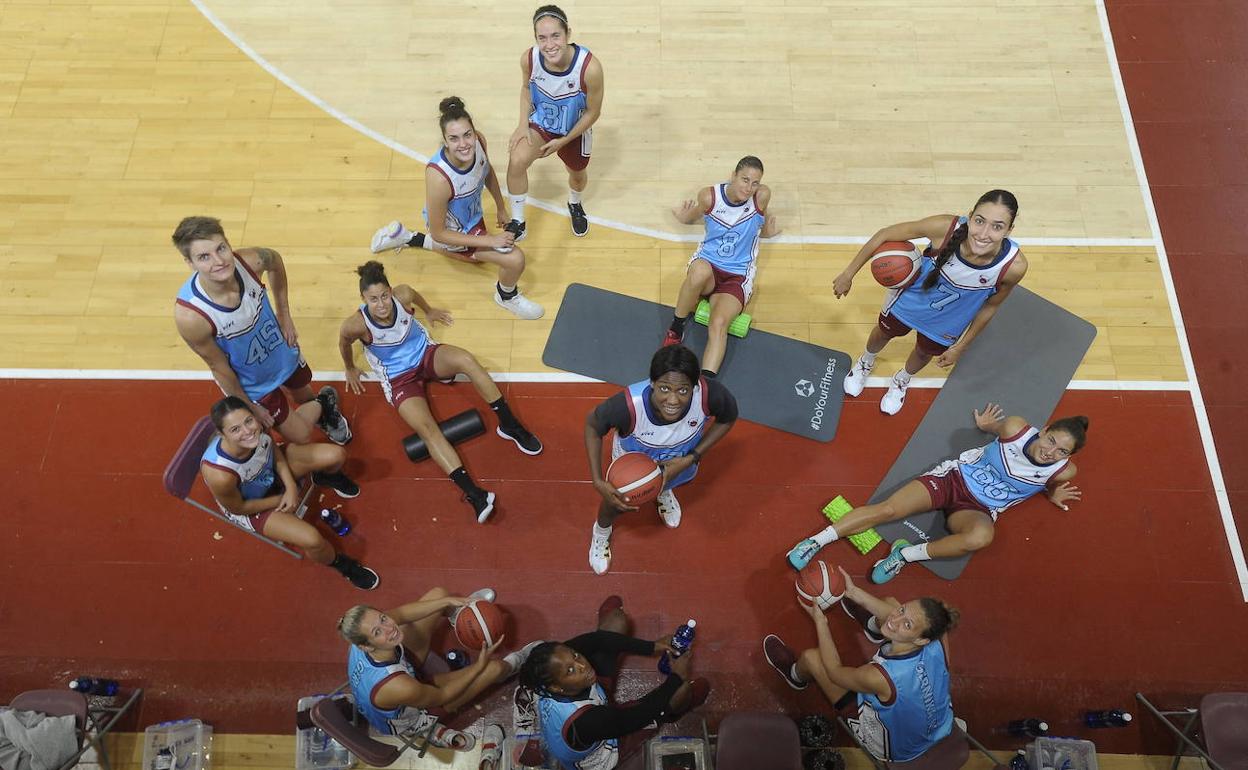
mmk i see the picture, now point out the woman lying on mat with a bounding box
[764,571,958,764]
[788,403,1088,583]
[835,189,1028,415]
[337,588,541,752]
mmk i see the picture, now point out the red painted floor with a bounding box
[2,378,1245,755]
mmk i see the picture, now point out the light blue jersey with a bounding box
[853,640,953,762]
[360,299,431,403]
[175,260,300,400]
[611,379,710,489]
[423,137,489,235]
[537,684,619,770]
[884,217,1019,345]
[201,433,276,503]
[528,44,592,137]
[347,645,433,736]
[694,184,765,277]
[953,426,1068,517]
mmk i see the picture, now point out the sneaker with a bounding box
[496,424,543,455]
[662,329,683,348]
[512,686,544,767]
[494,290,545,320]
[370,220,414,254]
[871,538,911,584]
[880,373,910,415]
[479,724,505,770]
[656,488,681,528]
[568,202,589,237]
[762,635,808,690]
[589,532,612,575]
[337,558,380,591]
[786,537,822,570]
[504,219,527,242]
[467,587,497,604]
[427,723,475,752]
[503,640,543,679]
[316,386,353,445]
[312,470,360,499]
[466,489,496,524]
[843,354,875,397]
[841,596,886,644]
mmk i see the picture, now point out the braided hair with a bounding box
[916,598,960,641]
[922,189,1018,291]
[518,641,563,694]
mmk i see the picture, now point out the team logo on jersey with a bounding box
[249,288,260,300]
[794,379,814,397]
[688,420,698,427]
[979,276,988,284]
[566,79,576,89]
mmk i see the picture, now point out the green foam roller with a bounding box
[822,495,882,555]
[693,299,753,338]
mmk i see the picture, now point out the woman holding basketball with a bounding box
[369,97,543,320]
[836,189,1027,415]
[788,403,1088,583]
[339,261,543,524]
[584,345,738,574]
[337,587,540,750]
[763,571,957,763]
[505,5,604,238]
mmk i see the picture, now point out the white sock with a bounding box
[568,188,583,205]
[510,194,527,222]
[860,349,877,366]
[866,616,882,634]
[422,235,442,252]
[900,543,930,563]
[812,526,839,547]
[592,522,612,540]
[789,663,807,684]
[892,369,913,386]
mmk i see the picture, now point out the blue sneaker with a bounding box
[787,537,821,570]
[871,539,911,584]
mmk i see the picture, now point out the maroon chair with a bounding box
[8,687,143,770]
[714,712,802,770]
[1201,693,1248,770]
[888,726,970,770]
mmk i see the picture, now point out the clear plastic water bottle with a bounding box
[69,676,119,696]
[1009,750,1030,770]
[658,619,696,675]
[330,737,350,769]
[152,747,175,770]
[319,508,351,536]
[1085,709,1132,727]
[444,649,470,670]
[309,727,333,765]
[1007,718,1048,737]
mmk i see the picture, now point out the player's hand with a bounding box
[1048,482,1081,511]
[653,635,676,656]
[490,231,516,250]
[479,634,507,662]
[671,200,698,222]
[832,271,853,299]
[509,125,532,152]
[669,649,694,679]
[762,214,782,238]
[250,401,275,429]
[344,367,365,395]
[426,307,454,327]
[973,402,1005,431]
[802,596,829,623]
[935,344,963,369]
[593,479,638,512]
[837,566,859,599]
[538,138,563,158]
[659,456,694,483]
[275,487,298,514]
[277,312,299,348]
[495,208,509,228]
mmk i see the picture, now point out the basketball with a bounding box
[454,600,507,649]
[606,451,663,505]
[869,241,920,288]
[795,560,845,611]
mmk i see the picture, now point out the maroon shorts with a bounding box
[387,344,442,408]
[709,264,748,306]
[219,480,285,534]
[529,123,591,172]
[877,313,950,357]
[916,464,992,517]
[255,359,313,426]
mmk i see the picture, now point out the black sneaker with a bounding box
[504,219,527,242]
[316,386,353,445]
[312,470,360,499]
[762,634,808,690]
[336,557,380,591]
[567,202,589,237]
[496,424,543,456]
[841,596,886,644]
[466,489,496,524]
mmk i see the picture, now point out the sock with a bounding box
[866,616,882,635]
[860,349,878,366]
[701,369,717,378]
[669,314,690,335]
[510,194,527,223]
[328,553,348,573]
[592,522,612,540]
[449,467,480,496]
[489,397,522,433]
[812,526,840,547]
[405,232,427,249]
[497,282,518,301]
[789,663,808,685]
[568,188,582,205]
[900,543,930,563]
[893,369,913,386]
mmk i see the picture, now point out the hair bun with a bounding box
[439,96,464,115]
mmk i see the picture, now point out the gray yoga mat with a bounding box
[872,287,1096,579]
[543,283,852,441]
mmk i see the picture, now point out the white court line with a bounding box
[187,0,1154,250]
[1095,1,1247,600]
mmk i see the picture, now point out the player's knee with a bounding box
[321,444,347,470]
[598,609,629,634]
[290,521,327,551]
[964,526,994,551]
[687,260,713,282]
[798,648,824,677]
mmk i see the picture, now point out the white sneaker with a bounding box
[656,489,682,528]
[371,220,412,253]
[589,533,612,575]
[843,354,875,397]
[503,640,543,679]
[880,373,910,415]
[467,587,496,604]
[494,290,544,320]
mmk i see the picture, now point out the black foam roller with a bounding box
[402,409,485,461]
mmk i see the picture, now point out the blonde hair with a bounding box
[337,605,375,645]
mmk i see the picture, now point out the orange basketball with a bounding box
[454,600,507,649]
[606,452,663,505]
[795,560,845,611]
[870,241,920,288]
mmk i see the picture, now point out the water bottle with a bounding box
[152,747,175,770]
[1007,718,1049,737]
[1009,750,1030,770]
[329,736,350,769]
[444,649,470,670]
[319,508,351,536]
[69,676,119,696]
[309,727,333,765]
[1085,709,1132,727]
[657,619,696,675]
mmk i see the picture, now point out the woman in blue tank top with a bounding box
[834,190,1029,415]
[764,571,959,763]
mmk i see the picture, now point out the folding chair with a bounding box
[310,695,440,767]
[1136,691,1248,770]
[9,687,143,770]
[837,716,1002,770]
[162,416,313,559]
[702,712,802,770]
